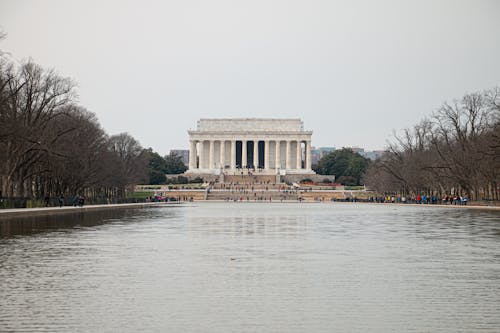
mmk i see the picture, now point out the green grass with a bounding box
[344,186,365,191]
[137,185,162,190]
[167,183,205,189]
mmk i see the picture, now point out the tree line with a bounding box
[364,88,500,201]
[313,148,370,186]
[147,150,187,184]
[0,36,184,203]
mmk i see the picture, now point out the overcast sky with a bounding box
[1,0,499,154]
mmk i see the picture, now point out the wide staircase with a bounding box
[206,175,299,201]
[223,174,278,185]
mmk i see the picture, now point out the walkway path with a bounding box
[0,202,179,219]
[1,200,499,220]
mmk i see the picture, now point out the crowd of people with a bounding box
[146,194,193,202]
[368,194,469,205]
[42,193,86,207]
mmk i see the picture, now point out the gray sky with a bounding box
[1,0,499,154]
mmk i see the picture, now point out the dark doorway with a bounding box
[236,141,242,168]
[258,141,265,169]
[248,141,255,168]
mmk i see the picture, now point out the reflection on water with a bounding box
[0,206,172,237]
[0,203,499,333]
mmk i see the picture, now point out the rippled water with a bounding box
[1,203,500,332]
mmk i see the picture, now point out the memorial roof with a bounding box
[194,118,305,132]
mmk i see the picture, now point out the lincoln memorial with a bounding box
[186,118,315,175]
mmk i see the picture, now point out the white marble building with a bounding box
[187,118,315,175]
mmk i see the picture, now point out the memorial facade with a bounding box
[187,118,314,175]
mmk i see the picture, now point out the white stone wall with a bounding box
[198,118,303,132]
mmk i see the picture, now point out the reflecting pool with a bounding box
[1,203,499,332]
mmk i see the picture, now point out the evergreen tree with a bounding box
[313,148,370,185]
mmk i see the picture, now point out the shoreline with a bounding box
[195,200,500,211]
[0,202,181,219]
[1,200,499,220]
[341,201,500,211]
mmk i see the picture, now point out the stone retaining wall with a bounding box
[283,174,336,184]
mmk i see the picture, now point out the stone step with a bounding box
[223,174,279,184]
[210,184,286,190]
[206,190,298,201]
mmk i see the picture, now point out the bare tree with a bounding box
[0,60,76,196]
[0,48,154,204]
[107,133,148,193]
[365,88,500,201]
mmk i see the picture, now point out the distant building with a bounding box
[170,149,190,166]
[310,148,321,165]
[360,150,386,160]
[311,147,336,165]
[319,147,336,155]
[311,146,385,164]
[348,147,365,154]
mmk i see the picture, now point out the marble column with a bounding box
[254,140,259,168]
[264,140,270,169]
[230,140,236,169]
[296,140,302,169]
[242,140,247,168]
[306,140,312,170]
[199,140,205,169]
[275,140,281,170]
[286,140,291,170]
[189,140,197,170]
[209,140,214,169]
[220,140,225,168]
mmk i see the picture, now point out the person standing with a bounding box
[58,193,64,207]
[44,193,50,207]
[78,195,85,207]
